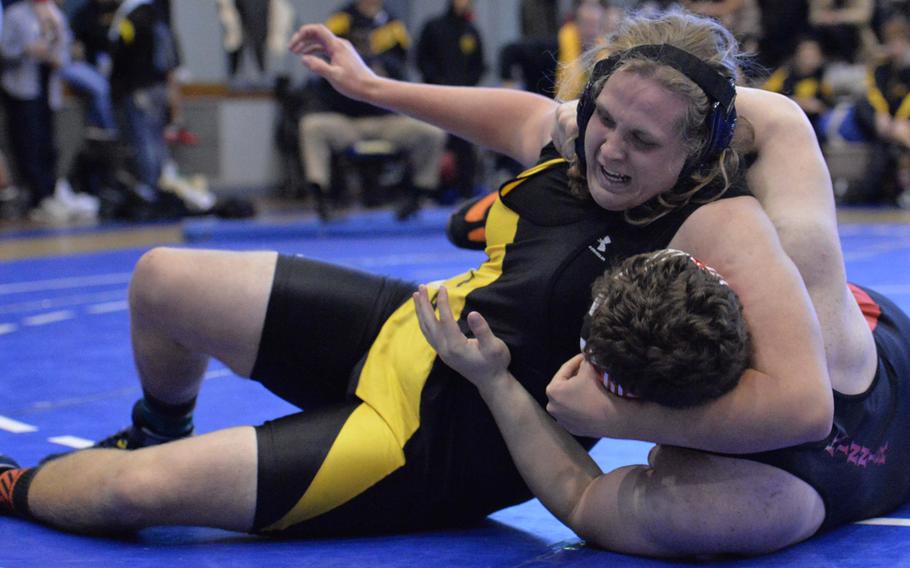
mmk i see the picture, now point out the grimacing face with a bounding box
[583,68,690,211]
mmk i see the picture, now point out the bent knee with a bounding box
[644,448,825,556]
[129,247,192,318]
[300,113,339,137]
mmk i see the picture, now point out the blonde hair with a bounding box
[561,8,755,225]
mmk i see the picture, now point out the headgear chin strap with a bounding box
[574,43,737,178]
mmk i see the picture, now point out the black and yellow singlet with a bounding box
[252,143,748,536]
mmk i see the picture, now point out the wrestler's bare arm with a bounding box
[548,197,834,453]
[413,285,825,557]
[290,24,556,166]
[738,86,876,393]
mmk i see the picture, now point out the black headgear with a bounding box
[574,44,737,178]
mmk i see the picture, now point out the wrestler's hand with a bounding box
[289,24,377,102]
[546,354,632,439]
[413,285,511,389]
[551,99,580,160]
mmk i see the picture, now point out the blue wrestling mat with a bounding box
[2,212,910,567]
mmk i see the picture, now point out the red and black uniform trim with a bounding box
[734,285,910,532]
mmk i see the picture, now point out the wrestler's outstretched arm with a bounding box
[412,285,609,545]
[412,285,822,557]
[290,24,556,166]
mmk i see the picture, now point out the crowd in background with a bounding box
[1,0,909,226]
[0,0,211,224]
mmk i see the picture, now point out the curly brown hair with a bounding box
[584,250,751,408]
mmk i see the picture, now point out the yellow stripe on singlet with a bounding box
[500,158,567,197]
[265,200,520,530]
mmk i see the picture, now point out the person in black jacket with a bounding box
[415,0,485,199]
[107,0,179,203]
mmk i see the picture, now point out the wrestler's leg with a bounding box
[618,445,826,555]
[251,402,416,536]
[128,247,277,405]
[25,427,258,533]
[77,247,280,448]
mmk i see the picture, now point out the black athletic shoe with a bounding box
[40,424,192,464]
[445,192,496,250]
[94,424,193,450]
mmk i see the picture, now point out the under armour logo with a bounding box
[588,235,612,261]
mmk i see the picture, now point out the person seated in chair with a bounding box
[299,0,446,221]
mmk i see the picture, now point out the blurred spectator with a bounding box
[556,0,621,96]
[872,0,909,41]
[70,0,116,72]
[500,0,616,98]
[216,0,267,88]
[756,0,810,71]
[0,3,10,217]
[272,74,310,198]
[843,14,910,205]
[216,0,296,89]
[0,147,18,220]
[0,0,72,220]
[58,0,117,133]
[108,0,180,208]
[808,0,876,63]
[300,0,446,221]
[416,0,486,200]
[498,0,615,180]
[500,0,591,97]
[762,35,836,140]
[498,25,557,96]
[683,0,762,54]
[416,0,484,87]
[519,0,560,41]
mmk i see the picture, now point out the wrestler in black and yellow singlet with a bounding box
[248,143,750,536]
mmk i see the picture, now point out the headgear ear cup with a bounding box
[704,98,737,159]
[574,44,736,179]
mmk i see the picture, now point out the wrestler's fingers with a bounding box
[300,54,331,75]
[299,43,325,56]
[466,311,495,349]
[435,287,475,349]
[289,24,331,53]
[435,286,459,332]
[413,286,442,345]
